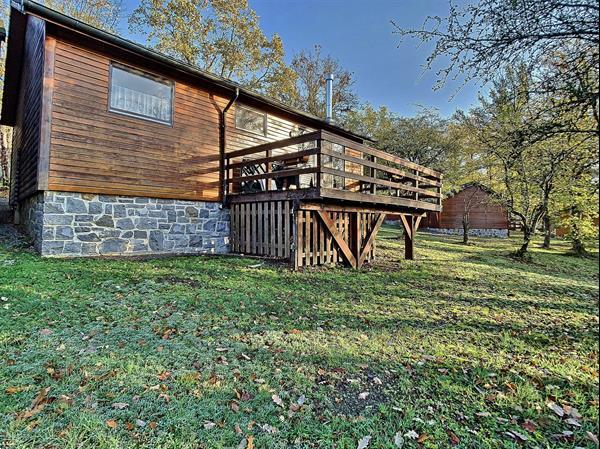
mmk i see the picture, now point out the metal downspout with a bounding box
[220,87,239,202]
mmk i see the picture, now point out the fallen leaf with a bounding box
[586,431,599,446]
[272,394,284,407]
[124,422,134,431]
[547,402,565,417]
[405,430,419,440]
[17,387,51,420]
[358,392,370,400]
[158,371,171,381]
[522,420,537,432]
[148,421,158,429]
[290,329,302,334]
[230,401,240,412]
[297,394,306,406]
[448,430,460,445]
[565,418,581,427]
[260,423,276,433]
[373,377,382,385]
[112,402,129,410]
[204,421,216,430]
[564,406,582,420]
[135,419,146,427]
[417,433,429,443]
[357,435,371,449]
[6,385,29,395]
[39,329,53,336]
[394,432,405,448]
[106,419,118,429]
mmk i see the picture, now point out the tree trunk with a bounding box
[462,212,469,245]
[542,215,551,249]
[514,226,532,258]
[570,220,588,256]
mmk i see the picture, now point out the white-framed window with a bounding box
[109,63,173,125]
[235,105,267,136]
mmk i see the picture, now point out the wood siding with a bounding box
[423,186,508,229]
[10,15,45,204]
[46,37,312,201]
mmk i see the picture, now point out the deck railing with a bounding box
[224,130,442,210]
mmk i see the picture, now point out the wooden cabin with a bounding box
[1,1,442,268]
[421,184,508,238]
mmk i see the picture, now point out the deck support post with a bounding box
[349,211,361,268]
[400,214,424,260]
[400,214,415,260]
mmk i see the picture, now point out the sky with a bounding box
[117,0,482,118]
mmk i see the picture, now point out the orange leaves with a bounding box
[16,387,51,421]
[157,371,171,381]
[106,419,118,429]
[6,385,30,395]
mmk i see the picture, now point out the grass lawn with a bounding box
[0,225,598,449]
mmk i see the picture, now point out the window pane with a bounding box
[109,65,173,124]
[235,107,266,135]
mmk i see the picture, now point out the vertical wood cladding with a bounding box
[47,38,311,202]
[10,15,45,205]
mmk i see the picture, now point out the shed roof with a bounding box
[1,0,370,144]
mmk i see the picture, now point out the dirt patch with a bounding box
[158,276,202,288]
[319,368,395,417]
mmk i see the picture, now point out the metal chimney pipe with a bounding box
[325,73,334,122]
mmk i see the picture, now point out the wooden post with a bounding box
[400,214,415,260]
[349,211,361,268]
[265,149,272,191]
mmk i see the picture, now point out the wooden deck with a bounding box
[224,130,442,213]
[224,130,442,268]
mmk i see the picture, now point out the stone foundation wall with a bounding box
[19,191,230,257]
[17,193,45,252]
[422,227,508,238]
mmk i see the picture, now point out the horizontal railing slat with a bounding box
[320,129,442,179]
[320,148,441,187]
[227,148,319,169]
[320,167,441,198]
[227,166,318,184]
[225,131,321,159]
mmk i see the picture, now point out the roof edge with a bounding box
[17,0,371,142]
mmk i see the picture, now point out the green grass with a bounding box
[1,226,598,449]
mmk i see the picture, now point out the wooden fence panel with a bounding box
[230,201,384,268]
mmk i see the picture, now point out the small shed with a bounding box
[421,184,509,238]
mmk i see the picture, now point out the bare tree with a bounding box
[290,45,358,120]
[393,0,599,137]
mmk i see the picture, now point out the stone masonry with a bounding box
[18,191,230,256]
[421,227,508,238]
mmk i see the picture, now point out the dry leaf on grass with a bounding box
[106,419,118,429]
[357,435,371,449]
[112,402,129,410]
[272,394,284,407]
[547,402,565,417]
[17,387,51,420]
[447,430,460,445]
[394,432,404,448]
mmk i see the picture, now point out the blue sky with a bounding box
[117,0,481,118]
